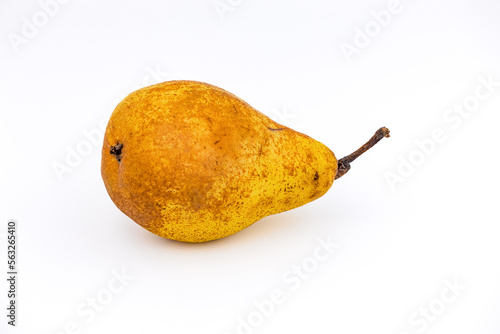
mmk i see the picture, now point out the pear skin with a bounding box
[101,81,388,243]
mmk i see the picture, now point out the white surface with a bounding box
[1,0,500,333]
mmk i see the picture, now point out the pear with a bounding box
[101,81,389,243]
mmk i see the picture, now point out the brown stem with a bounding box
[335,127,390,180]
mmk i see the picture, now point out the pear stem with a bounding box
[335,127,390,180]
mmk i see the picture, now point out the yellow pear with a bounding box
[101,81,389,243]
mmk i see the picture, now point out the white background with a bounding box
[1,0,500,333]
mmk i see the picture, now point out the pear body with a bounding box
[101,81,337,242]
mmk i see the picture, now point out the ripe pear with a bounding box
[101,81,389,243]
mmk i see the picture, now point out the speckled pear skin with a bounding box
[101,81,337,243]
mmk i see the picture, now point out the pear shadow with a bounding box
[227,212,305,243]
[118,209,311,253]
